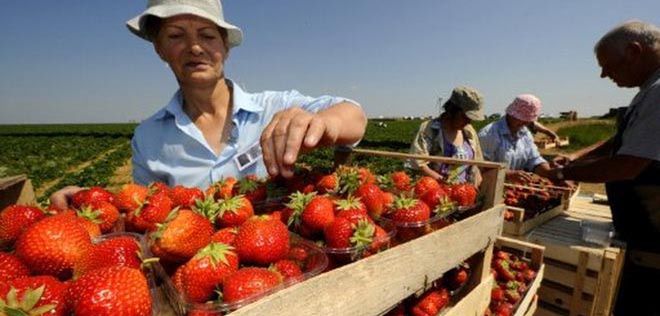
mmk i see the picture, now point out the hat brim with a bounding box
[126,4,243,48]
[465,110,485,121]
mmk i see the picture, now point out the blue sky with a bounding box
[1,0,658,124]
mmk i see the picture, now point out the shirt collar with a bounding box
[153,79,264,121]
[496,117,526,138]
[640,67,660,91]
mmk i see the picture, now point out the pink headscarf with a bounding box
[505,94,542,122]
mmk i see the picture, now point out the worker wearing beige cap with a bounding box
[409,86,485,185]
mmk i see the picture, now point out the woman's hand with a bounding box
[261,107,341,178]
[49,186,85,210]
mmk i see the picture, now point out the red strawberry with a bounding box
[0,252,29,282]
[301,195,335,234]
[216,195,254,227]
[420,186,449,209]
[449,183,478,207]
[391,171,412,192]
[0,204,46,248]
[388,196,431,223]
[68,266,151,316]
[75,236,143,277]
[148,181,170,196]
[283,191,316,229]
[358,167,376,185]
[221,267,282,304]
[410,287,449,316]
[324,218,375,249]
[272,259,303,281]
[15,213,92,279]
[77,201,120,233]
[127,189,173,232]
[233,175,267,204]
[414,176,441,197]
[75,216,102,239]
[235,215,290,265]
[355,183,385,219]
[71,186,115,209]
[151,209,214,263]
[208,177,237,200]
[491,286,505,302]
[335,197,370,224]
[114,184,149,213]
[211,227,239,246]
[0,275,69,316]
[316,174,338,194]
[170,185,204,209]
[175,242,239,303]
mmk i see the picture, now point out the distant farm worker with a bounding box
[478,94,556,184]
[50,0,366,208]
[409,86,485,186]
[547,20,660,314]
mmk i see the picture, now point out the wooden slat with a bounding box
[0,175,36,209]
[350,148,505,169]
[543,264,597,295]
[538,282,592,316]
[503,204,565,236]
[445,275,494,316]
[569,252,590,316]
[592,248,625,316]
[230,205,504,316]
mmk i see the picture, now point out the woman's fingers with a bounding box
[261,115,281,176]
[49,186,84,210]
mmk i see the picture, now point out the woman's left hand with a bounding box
[260,107,340,178]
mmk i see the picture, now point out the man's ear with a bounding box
[625,41,644,60]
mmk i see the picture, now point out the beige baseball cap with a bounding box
[126,0,243,48]
[445,86,485,121]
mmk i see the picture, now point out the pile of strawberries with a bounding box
[0,201,153,315]
[0,165,482,315]
[504,174,563,221]
[485,250,538,316]
[384,263,471,316]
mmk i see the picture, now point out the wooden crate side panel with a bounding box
[538,281,592,316]
[514,264,544,316]
[481,167,505,210]
[523,295,538,316]
[503,204,565,236]
[230,205,504,316]
[591,248,625,316]
[0,175,36,209]
[536,301,570,316]
[445,275,494,316]
[543,263,598,295]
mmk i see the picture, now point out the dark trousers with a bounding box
[614,249,660,315]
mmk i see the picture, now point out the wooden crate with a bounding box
[525,197,625,316]
[535,137,570,149]
[0,175,36,209]
[224,149,507,316]
[503,186,572,236]
[494,236,545,316]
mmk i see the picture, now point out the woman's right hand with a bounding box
[49,186,85,210]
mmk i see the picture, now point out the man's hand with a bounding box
[49,186,85,210]
[261,107,340,178]
[552,154,573,167]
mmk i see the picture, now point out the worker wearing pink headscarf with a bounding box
[478,94,556,183]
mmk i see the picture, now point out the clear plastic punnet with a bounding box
[156,234,328,315]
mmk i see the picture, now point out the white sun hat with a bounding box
[126,0,243,48]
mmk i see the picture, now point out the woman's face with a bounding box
[154,15,228,87]
[506,115,529,134]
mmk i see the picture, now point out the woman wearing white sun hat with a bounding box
[50,0,366,208]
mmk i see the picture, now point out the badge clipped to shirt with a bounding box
[234,142,262,171]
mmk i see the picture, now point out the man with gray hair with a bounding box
[548,20,660,314]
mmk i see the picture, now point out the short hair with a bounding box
[595,20,660,57]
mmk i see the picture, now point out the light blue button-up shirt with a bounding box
[131,80,358,188]
[478,117,547,171]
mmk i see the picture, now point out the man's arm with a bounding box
[553,137,614,166]
[550,155,651,183]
